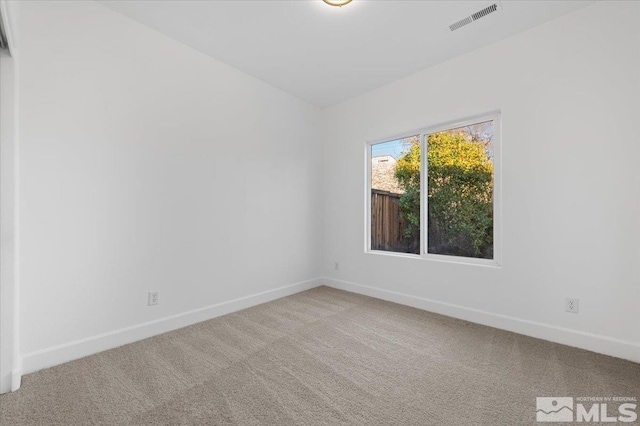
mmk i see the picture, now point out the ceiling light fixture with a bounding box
[322,0,352,7]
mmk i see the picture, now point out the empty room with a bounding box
[0,0,639,424]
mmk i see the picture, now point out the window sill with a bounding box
[365,249,501,268]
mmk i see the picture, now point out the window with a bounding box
[366,113,500,265]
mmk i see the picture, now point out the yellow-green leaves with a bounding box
[394,129,494,258]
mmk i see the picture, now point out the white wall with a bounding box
[5,0,639,390]
[0,51,17,393]
[322,1,640,361]
[14,0,323,373]
[0,0,19,394]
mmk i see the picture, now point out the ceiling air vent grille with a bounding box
[472,4,498,21]
[449,3,499,32]
[449,17,473,32]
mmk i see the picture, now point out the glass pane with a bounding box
[370,136,420,254]
[427,120,494,259]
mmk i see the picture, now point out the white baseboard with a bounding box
[21,278,324,376]
[18,276,640,383]
[324,277,640,364]
[0,374,10,394]
[11,365,21,392]
[0,354,21,394]
[1,356,22,393]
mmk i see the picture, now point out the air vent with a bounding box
[472,4,498,21]
[449,17,473,32]
[449,3,499,32]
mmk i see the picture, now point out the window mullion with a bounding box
[420,133,427,258]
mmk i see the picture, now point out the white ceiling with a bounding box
[99,0,593,108]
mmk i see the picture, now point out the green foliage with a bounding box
[394,142,421,241]
[394,131,494,258]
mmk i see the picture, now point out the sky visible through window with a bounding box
[370,119,495,258]
[371,121,494,161]
[371,139,408,159]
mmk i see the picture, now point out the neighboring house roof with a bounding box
[371,155,405,194]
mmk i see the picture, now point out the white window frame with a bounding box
[365,111,501,267]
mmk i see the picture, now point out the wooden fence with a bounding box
[371,189,419,254]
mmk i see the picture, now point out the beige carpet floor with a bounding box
[1,286,639,425]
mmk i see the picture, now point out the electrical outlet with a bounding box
[148,291,159,306]
[334,262,340,271]
[565,297,579,313]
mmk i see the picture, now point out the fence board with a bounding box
[371,189,418,254]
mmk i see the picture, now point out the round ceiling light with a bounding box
[322,0,352,7]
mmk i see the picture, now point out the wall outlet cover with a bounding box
[565,297,579,313]
[148,291,159,306]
